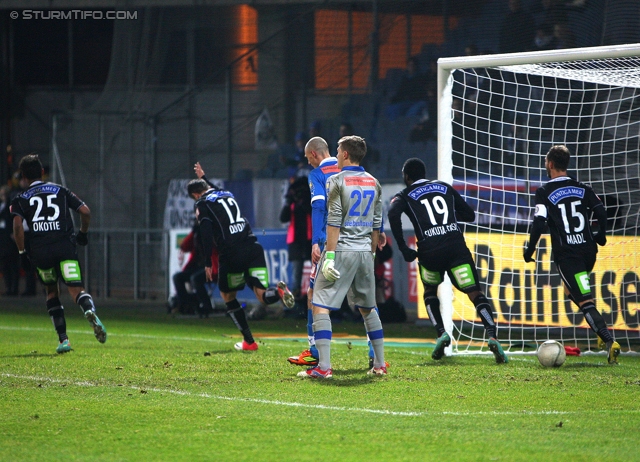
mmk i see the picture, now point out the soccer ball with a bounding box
[537,340,566,367]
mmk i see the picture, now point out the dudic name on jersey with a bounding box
[229,222,246,234]
[548,186,585,205]
[408,183,447,200]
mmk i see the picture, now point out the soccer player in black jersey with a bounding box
[388,158,508,363]
[187,176,295,351]
[523,145,620,364]
[10,154,106,353]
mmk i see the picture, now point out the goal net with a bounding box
[434,44,640,357]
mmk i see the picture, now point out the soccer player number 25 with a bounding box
[30,194,60,222]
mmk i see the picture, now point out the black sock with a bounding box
[262,287,279,305]
[473,294,497,339]
[581,301,613,343]
[424,294,445,336]
[76,291,95,313]
[47,297,67,342]
[226,299,254,344]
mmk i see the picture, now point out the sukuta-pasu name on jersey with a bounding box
[424,222,458,237]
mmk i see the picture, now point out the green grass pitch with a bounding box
[1,298,639,461]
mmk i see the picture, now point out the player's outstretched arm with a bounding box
[194,162,205,179]
[194,163,216,188]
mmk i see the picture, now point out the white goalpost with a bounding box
[435,43,640,357]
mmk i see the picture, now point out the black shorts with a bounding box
[555,251,597,303]
[30,239,84,287]
[417,244,481,294]
[218,241,269,293]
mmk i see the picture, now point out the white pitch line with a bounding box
[0,325,226,343]
[1,373,423,417]
[5,372,638,418]
[0,325,363,347]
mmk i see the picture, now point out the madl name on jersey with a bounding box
[566,233,585,244]
[32,221,61,232]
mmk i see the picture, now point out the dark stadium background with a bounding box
[1,0,638,307]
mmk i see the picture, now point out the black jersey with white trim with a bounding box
[533,176,603,256]
[194,188,256,254]
[10,181,85,248]
[388,179,475,253]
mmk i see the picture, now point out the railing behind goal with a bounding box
[435,44,640,357]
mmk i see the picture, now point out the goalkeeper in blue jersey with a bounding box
[298,135,386,378]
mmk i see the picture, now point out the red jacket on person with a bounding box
[180,229,219,283]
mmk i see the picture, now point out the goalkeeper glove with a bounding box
[401,247,418,262]
[76,231,88,246]
[321,251,340,282]
[523,242,535,263]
